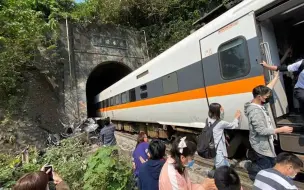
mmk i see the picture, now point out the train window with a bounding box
[129,89,136,102]
[162,72,178,95]
[218,37,250,80]
[105,99,109,107]
[121,92,127,103]
[140,84,147,91]
[110,97,115,106]
[115,94,121,105]
[140,92,148,99]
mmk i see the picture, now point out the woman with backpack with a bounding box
[208,103,241,169]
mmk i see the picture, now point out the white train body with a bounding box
[95,0,304,156]
[96,0,279,129]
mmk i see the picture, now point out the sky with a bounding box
[75,0,84,3]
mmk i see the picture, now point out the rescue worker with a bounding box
[261,58,304,119]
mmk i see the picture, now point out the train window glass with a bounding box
[140,84,147,91]
[140,92,148,99]
[137,70,149,79]
[110,97,114,106]
[105,99,109,107]
[162,72,178,95]
[116,94,121,105]
[121,92,127,103]
[218,37,250,80]
[129,89,136,102]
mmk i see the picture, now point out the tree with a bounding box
[0,0,75,110]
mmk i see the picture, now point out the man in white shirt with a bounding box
[261,59,304,118]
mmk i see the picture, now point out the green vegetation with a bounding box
[0,137,134,189]
[84,147,133,190]
[0,0,226,189]
[0,0,224,110]
[0,0,75,113]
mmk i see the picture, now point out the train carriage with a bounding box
[95,0,304,156]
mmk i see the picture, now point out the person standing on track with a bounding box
[242,72,293,181]
[132,132,150,186]
[99,117,117,146]
[207,103,241,169]
[138,139,166,190]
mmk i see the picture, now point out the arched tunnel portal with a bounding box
[86,61,132,118]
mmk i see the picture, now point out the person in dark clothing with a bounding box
[261,59,304,119]
[214,166,243,190]
[138,139,166,190]
[99,117,116,146]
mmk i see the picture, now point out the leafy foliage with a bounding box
[71,0,223,57]
[0,138,88,189]
[0,138,134,190]
[0,0,75,112]
[0,147,41,188]
[84,147,134,190]
[42,137,89,189]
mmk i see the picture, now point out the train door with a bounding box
[259,20,289,118]
[199,12,264,130]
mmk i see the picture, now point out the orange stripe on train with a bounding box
[100,75,265,112]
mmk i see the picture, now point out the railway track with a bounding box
[115,131,304,190]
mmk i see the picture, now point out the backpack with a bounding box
[197,118,221,159]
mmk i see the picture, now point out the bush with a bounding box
[0,148,41,188]
[42,137,89,189]
[84,146,134,190]
[0,138,134,190]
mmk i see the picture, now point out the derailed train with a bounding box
[95,0,304,156]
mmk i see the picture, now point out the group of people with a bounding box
[129,60,304,190]
[131,133,241,190]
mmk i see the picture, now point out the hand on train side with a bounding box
[273,71,280,79]
[260,61,268,67]
[234,110,241,119]
[276,126,293,134]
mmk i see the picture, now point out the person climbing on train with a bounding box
[132,131,150,186]
[159,136,217,190]
[138,139,166,190]
[242,71,293,181]
[261,58,304,119]
[99,117,116,146]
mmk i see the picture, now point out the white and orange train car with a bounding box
[95,0,304,155]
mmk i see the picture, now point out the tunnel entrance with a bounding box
[86,61,132,118]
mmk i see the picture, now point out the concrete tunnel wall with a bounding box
[59,22,148,121]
